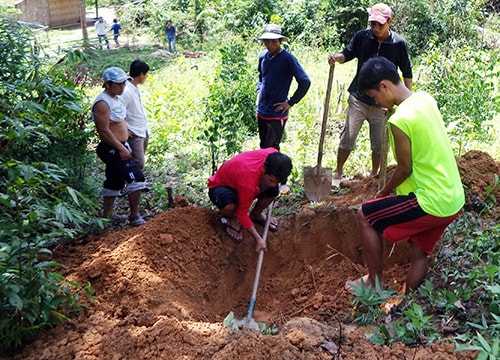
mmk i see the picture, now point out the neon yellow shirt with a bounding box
[388,92,464,217]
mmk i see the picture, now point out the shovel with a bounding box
[224,201,274,331]
[304,64,334,201]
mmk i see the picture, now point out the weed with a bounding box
[370,302,440,346]
[349,277,396,326]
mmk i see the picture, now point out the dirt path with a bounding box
[3,150,498,360]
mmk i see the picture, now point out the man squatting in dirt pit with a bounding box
[92,67,149,227]
[208,148,292,252]
[346,57,464,294]
[328,3,412,182]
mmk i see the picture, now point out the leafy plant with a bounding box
[369,302,440,346]
[0,240,94,352]
[349,277,396,326]
[417,45,500,156]
[200,37,257,173]
[455,332,500,360]
[0,17,100,353]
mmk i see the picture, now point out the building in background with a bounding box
[13,0,83,28]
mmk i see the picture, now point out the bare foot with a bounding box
[250,214,280,232]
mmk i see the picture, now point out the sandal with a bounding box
[111,214,128,223]
[220,217,243,244]
[251,216,280,232]
[129,215,146,227]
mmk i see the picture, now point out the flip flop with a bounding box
[220,217,243,244]
[251,217,280,232]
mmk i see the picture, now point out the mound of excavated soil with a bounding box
[4,151,498,360]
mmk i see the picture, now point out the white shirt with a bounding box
[120,80,150,138]
[95,20,107,36]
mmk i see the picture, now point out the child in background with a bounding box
[110,18,122,48]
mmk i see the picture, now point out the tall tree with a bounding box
[80,0,88,42]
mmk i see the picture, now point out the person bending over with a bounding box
[346,57,464,293]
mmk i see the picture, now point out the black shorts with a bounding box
[208,185,279,209]
[96,141,145,191]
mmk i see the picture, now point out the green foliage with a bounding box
[369,302,440,346]
[393,0,486,57]
[0,17,99,352]
[326,0,370,46]
[349,277,397,326]
[0,238,94,352]
[391,0,437,57]
[201,38,257,173]
[482,173,499,215]
[417,45,500,156]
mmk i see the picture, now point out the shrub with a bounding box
[0,17,98,352]
[201,37,257,173]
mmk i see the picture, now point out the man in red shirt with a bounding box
[208,148,292,251]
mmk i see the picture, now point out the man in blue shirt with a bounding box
[257,24,311,150]
[165,20,177,53]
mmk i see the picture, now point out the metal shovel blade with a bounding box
[304,64,335,202]
[304,165,332,201]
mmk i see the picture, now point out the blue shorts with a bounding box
[208,185,279,209]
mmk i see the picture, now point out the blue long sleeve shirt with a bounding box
[256,49,311,120]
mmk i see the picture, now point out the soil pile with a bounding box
[4,151,498,360]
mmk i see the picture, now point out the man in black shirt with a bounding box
[328,3,412,183]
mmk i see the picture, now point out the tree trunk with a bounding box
[80,0,88,42]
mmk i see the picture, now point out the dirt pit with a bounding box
[4,150,499,360]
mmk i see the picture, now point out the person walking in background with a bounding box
[346,56,464,293]
[208,148,292,252]
[328,3,412,183]
[92,67,148,226]
[257,24,311,150]
[95,16,110,50]
[121,60,151,170]
[110,18,122,48]
[165,20,177,53]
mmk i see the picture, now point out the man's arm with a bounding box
[403,78,412,91]
[377,124,412,197]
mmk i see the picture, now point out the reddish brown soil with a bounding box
[4,151,499,360]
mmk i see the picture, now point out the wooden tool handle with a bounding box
[317,64,335,169]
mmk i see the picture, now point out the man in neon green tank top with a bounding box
[346,56,464,293]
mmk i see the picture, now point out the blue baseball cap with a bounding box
[102,67,128,83]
